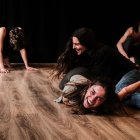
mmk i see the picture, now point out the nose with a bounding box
[73,45,76,49]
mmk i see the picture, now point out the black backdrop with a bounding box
[0,0,139,62]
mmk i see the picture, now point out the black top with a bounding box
[89,45,137,85]
[123,36,140,64]
[3,27,25,58]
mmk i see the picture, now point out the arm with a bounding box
[0,27,9,73]
[118,81,140,100]
[20,48,38,71]
[116,27,134,59]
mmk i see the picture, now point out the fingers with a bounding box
[0,68,9,73]
[26,67,39,71]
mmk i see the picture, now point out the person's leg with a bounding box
[123,92,140,109]
[115,69,140,93]
[115,69,140,108]
[59,67,91,89]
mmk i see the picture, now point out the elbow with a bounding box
[116,43,121,49]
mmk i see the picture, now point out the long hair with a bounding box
[63,76,123,115]
[53,28,98,78]
[9,27,25,50]
[92,77,121,115]
[137,21,140,32]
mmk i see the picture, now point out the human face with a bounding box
[83,85,106,109]
[72,37,87,55]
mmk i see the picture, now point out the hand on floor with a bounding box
[0,68,9,73]
[26,66,38,71]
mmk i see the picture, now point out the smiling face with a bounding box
[72,37,87,55]
[83,85,106,109]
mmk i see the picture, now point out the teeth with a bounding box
[87,99,93,105]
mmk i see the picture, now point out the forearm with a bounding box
[0,27,9,72]
[0,52,5,69]
[118,81,140,100]
[20,49,38,71]
[20,48,29,68]
[117,28,133,60]
[116,43,129,59]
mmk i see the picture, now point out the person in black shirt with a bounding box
[116,21,140,67]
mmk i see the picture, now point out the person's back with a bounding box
[88,44,137,85]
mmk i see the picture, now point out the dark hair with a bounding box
[53,27,98,78]
[9,27,25,50]
[93,77,121,115]
[72,27,97,50]
[137,21,140,32]
[63,76,122,115]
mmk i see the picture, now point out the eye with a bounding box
[90,89,95,95]
[97,97,102,102]
[97,97,105,102]
[73,43,80,46]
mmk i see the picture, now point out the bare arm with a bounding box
[20,48,38,71]
[0,27,9,73]
[116,27,134,59]
[118,81,140,100]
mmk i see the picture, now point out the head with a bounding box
[9,27,25,50]
[83,83,106,109]
[72,37,87,55]
[53,27,97,78]
[72,27,96,55]
[82,77,118,114]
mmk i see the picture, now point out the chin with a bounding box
[77,51,82,55]
[83,102,89,109]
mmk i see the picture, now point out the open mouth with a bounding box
[76,49,80,52]
[87,98,94,106]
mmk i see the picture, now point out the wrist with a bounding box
[25,64,29,68]
[0,65,5,69]
[118,88,128,100]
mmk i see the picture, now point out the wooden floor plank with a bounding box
[0,64,140,140]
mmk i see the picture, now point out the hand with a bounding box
[4,58,11,68]
[26,66,38,71]
[0,68,9,73]
[129,57,135,64]
[4,63,12,69]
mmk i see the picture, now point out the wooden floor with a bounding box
[0,63,140,140]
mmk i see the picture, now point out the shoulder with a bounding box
[98,45,118,58]
[70,74,91,85]
[0,27,6,37]
[125,27,134,36]
[0,27,6,32]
